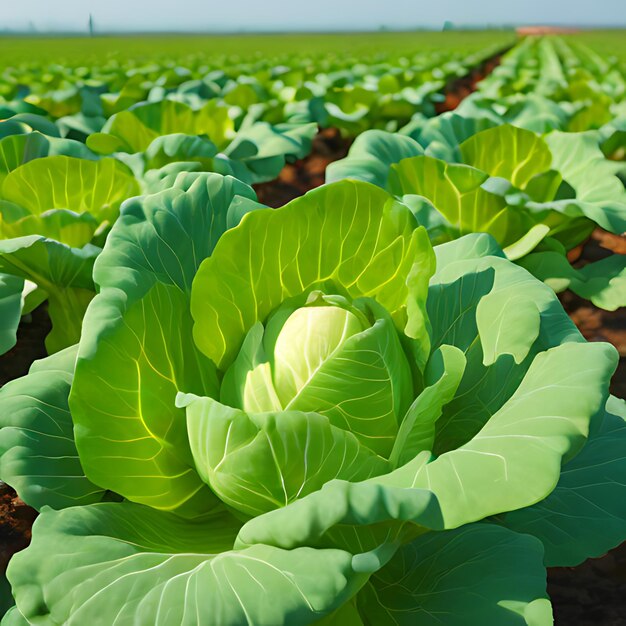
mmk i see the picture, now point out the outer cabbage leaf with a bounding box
[325,130,423,187]
[56,112,106,142]
[389,155,535,248]
[432,231,505,266]
[0,237,98,352]
[453,92,570,136]
[0,578,16,624]
[70,174,263,517]
[358,523,552,626]
[144,133,218,170]
[501,95,571,133]
[0,132,98,186]
[501,395,626,566]
[400,340,616,528]
[220,121,316,184]
[459,125,552,188]
[0,208,100,249]
[1,155,139,225]
[6,501,377,626]
[236,472,442,557]
[400,111,498,162]
[89,98,315,185]
[428,238,591,453]
[91,100,240,152]
[0,113,59,140]
[519,251,626,311]
[0,346,106,510]
[539,131,626,234]
[0,274,23,355]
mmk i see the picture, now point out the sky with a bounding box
[3,0,626,32]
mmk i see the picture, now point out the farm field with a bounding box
[562,30,626,64]
[0,28,625,625]
[0,31,515,62]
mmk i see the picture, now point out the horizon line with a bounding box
[2,24,626,37]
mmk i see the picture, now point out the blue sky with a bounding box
[4,0,626,31]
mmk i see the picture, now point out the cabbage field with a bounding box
[0,29,625,625]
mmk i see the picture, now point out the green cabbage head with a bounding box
[0,173,624,626]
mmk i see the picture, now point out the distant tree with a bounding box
[89,14,94,36]
[442,20,454,31]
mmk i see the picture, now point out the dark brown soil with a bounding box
[434,51,505,114]
[0,303,50,387]
[560,229,626,398]
[0,304,49,609]
[254,127,352,208]
[561,288,626,398]
[548,543,626,625]
[0,485,36,577]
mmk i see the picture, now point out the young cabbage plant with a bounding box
[328,124,626,310]
[0,174,624,625]
[0,134,140,354]
[85,98,317,189]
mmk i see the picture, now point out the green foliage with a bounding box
[0,274,23,355]
[1,176,622,624]
[0,31,625,625]
[330,123,626,309]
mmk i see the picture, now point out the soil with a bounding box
[560,229,626,399]
[561,289,626,398]
[0,486,35,578]
[548,543,626,626]
[0,303,50,387]
[434,50,506,114]
[254,127,353,207]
